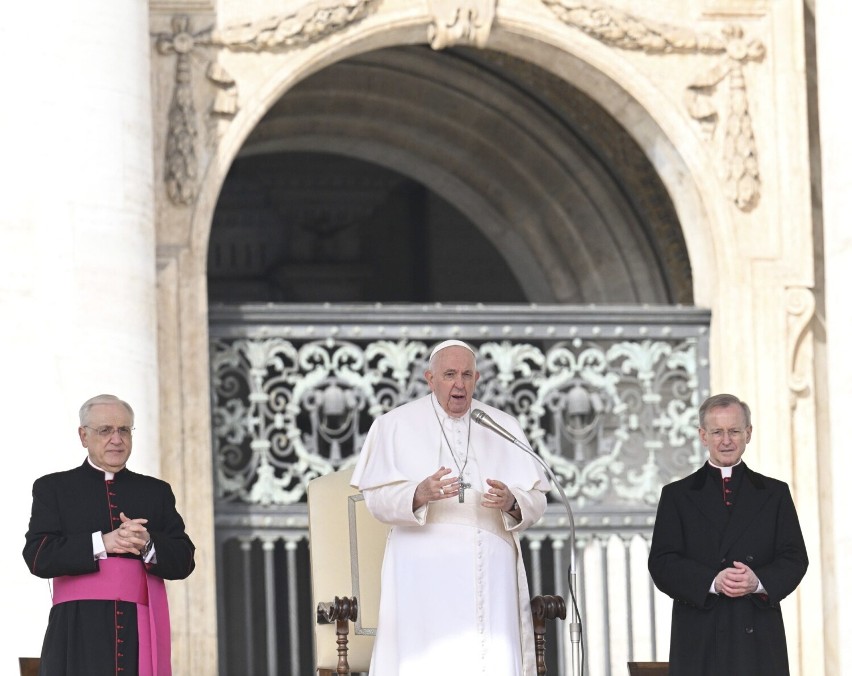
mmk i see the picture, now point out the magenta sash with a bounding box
[53,557,171,676]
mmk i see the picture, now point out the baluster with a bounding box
[551,536,568,674]
[240,537,256,676]
[620,533,634,664]
[262,537,278,676]
[285,537,301,675]
[598,534,612,676]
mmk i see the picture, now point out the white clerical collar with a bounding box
[88,457,115,480]
[708,459,741,479]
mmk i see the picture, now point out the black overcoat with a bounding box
[648,462,808,676]
[23,460,196,676]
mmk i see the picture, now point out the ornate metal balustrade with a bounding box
[210,303,710,675]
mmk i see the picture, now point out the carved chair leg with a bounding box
[531,594,567,676]
[317,596,359,675]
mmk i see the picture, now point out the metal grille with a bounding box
[210,303,710,675]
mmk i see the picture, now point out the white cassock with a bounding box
[351,394,551,676]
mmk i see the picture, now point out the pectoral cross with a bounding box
[458,475,472,503]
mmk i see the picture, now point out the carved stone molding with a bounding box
[155,15,213,206]
[427,0,497,49]
[786,285,815,400]
[541,0,766,212]
[212,0,380,52]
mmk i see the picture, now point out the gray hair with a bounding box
[698,393,751,428]
[79,394,135,426]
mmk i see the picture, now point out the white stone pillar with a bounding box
[816,1,852,674]
[0,0,157,669]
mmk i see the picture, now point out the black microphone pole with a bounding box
[471,409,583,676]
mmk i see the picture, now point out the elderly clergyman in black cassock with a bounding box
[23,394,195,675]
[351,339,551,675]
[648,393,808,675]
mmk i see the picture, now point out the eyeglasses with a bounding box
[707,429,744,440]
[84,425,134,440]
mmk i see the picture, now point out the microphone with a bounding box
[470,409,517,443]
[471,407,584,676]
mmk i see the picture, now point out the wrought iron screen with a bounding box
[210,303,710,676]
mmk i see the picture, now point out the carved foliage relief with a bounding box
[541,0,766,211]
[152,1,379,206]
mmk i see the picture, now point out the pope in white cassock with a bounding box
[351,339,551,675]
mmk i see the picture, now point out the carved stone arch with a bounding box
[208,56,699,306]
[181,14,732,308]
[233,44,685,304]
[175,3,746,309]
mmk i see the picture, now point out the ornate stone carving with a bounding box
[786,286,815,398]
[427,0,496,49]
[207,62,238,118]
[541,0,766,211]
[155,15,213,206]
[687,24,764,211]
[212,0,380,51]
[153,2,378,206]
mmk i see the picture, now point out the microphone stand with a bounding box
[472,410,583,676]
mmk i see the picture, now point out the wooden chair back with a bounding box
[308,467,390,674]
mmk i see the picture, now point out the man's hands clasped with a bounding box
[714,561,759,597]
[104,511,151,556]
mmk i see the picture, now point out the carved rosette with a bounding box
[541,0,766,212]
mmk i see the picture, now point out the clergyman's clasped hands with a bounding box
[105,511,151,556]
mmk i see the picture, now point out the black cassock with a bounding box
[648,462,808,676]
[23,460,195,676]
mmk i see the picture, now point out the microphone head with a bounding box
[471,407,516,443]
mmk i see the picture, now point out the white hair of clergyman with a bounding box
[428,339,476,371]
[79,394,135,427]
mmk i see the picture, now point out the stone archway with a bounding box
[220,44,692,306]
[151,3,819,673]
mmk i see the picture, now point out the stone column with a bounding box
[816,1,852,674]
[0,0,159,670]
